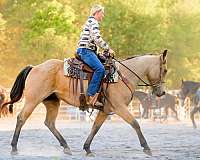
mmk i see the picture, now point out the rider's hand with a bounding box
[108,48,115,57]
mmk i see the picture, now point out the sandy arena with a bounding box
[0,117,200,160]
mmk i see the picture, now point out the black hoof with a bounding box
[86,152,95,157]
[143,148,152,156]
[11,149,18,155]
[63,147,72,155]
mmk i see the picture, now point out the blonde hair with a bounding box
[90,4,104,16]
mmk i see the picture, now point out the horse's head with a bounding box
[179,80,188,107]
[147,50,168,97]
[179,80,200,107]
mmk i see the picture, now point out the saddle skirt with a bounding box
[64,57,119,83]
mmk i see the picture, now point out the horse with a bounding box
[133,91,178,120]
[1,50,168,156]
[179,80,200,128]
[0,86,9,117]
[179,80,200,107]
[190,90,200,129]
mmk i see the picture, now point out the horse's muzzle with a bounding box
[157,91,165,97]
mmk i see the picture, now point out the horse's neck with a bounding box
[119,55,158,88]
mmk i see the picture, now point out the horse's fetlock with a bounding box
[11,141,16,147]
[83,143,89,150]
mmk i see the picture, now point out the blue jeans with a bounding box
[77,48,105,96]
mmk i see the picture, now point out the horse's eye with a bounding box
[164,69,167,73]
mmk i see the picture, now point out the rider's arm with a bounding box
[90,19,109,50]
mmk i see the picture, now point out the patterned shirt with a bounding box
[77,16,109,51]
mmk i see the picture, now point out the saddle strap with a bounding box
[80,71,84,94]
[79,70,87,111]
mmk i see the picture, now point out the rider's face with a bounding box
[96,10,104,22]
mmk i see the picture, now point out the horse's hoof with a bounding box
[86,152,95,157]
[193,125,197,129]
[11,150,18,155]
[143,149,152,156]
[63,148,72,155]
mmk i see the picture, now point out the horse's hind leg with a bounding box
[43,98,72,155]
[11,101,37,154]
[170,105,179,120]
[114,106,152,156]
[83,111,108,156]
[190,107,199,129]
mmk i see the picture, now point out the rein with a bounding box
[114,57,164,87]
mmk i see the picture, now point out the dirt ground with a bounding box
[0,116,200,160]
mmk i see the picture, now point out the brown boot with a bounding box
[87,93,103,107]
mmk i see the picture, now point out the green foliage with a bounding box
[27,0,76,36]
[21,0,78,61]
[0,0,200,88]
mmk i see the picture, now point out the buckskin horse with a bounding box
[1,50,167,156]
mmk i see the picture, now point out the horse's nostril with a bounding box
[163,91,166,95]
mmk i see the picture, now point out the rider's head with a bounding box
[90,4,104,22]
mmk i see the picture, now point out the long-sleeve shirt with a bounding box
[77,16,109,52]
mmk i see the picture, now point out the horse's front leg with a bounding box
[83,111,108,156]
[114,106,152,156]
[190,107,199,129]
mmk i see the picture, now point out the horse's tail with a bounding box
[2,65,33,114]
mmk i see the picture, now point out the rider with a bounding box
[76,4,114,107]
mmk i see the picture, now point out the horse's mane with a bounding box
[122,53,154,61]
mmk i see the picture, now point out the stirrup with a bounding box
[93,101,104,107]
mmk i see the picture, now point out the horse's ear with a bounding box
[161,49,167,63]
[163,50,167,59]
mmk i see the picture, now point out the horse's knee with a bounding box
[16,114,26,126]
[131,119,140,130]
[44,120,54,128]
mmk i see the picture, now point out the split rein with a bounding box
[113,57,165,87]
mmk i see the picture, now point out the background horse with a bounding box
[1,50,167,156]
[179,80,200,107]
[179,80,200,128]
[190,90,200,129]
[0,86,9,117]
[133,91,178,120]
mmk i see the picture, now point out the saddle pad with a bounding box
[64,58,119,82]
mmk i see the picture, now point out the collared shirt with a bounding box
[77,16,109,51]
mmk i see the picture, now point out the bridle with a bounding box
[114,55,165,87]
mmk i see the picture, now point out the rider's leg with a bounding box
[77,48,105,106]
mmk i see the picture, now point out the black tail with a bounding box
[2,65,33,113]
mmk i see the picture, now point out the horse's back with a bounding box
[25,59,64,90]
[29,59,63,75]
[36,59,63,70]
[160,93,175,106]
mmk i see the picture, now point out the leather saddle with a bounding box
[64,53,118,111]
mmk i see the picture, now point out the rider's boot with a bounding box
[87,93,103,107]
